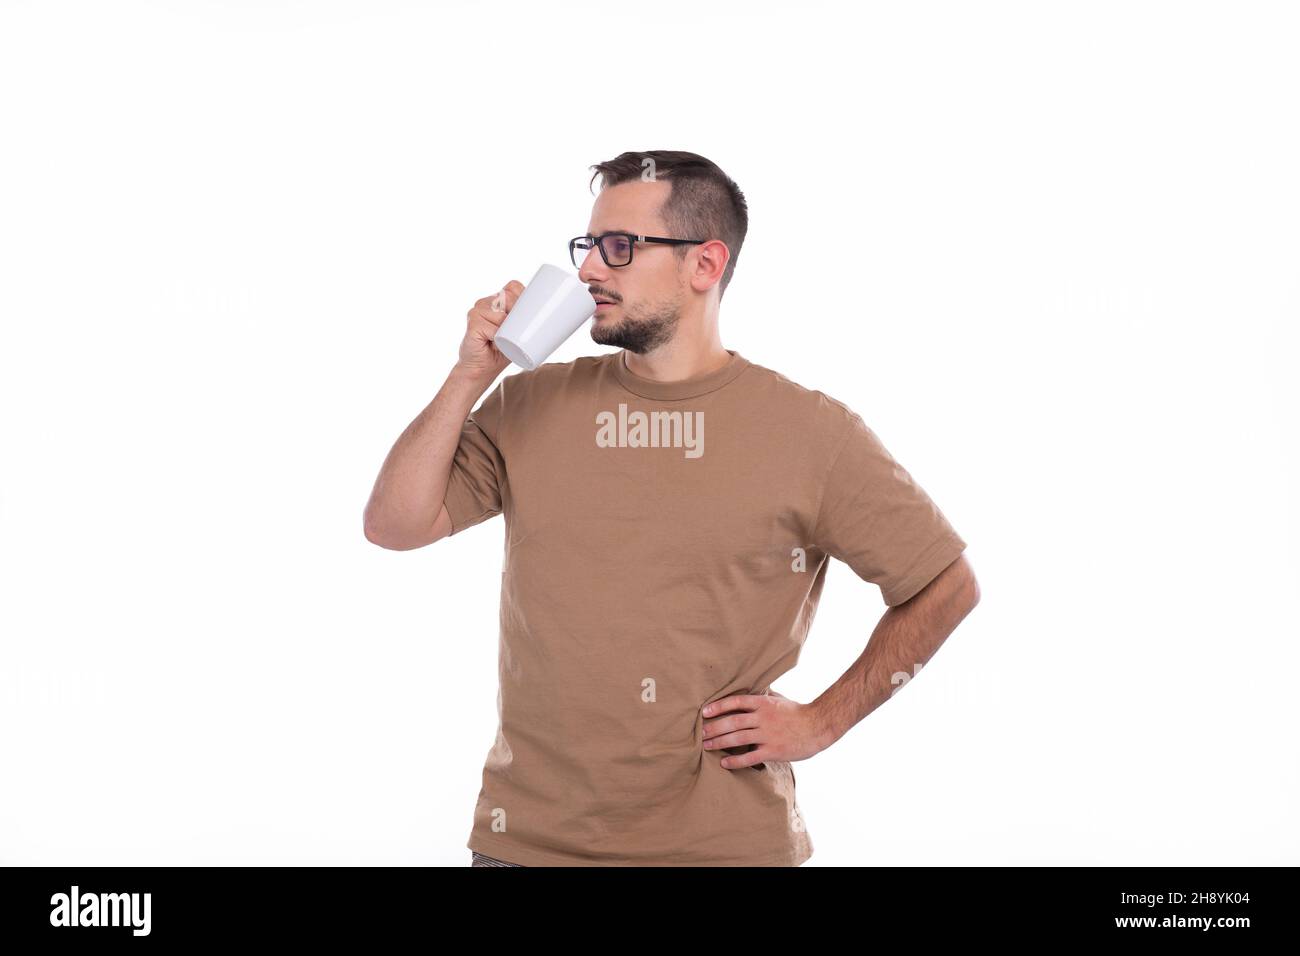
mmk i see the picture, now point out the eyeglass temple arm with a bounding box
[636,236,706,245]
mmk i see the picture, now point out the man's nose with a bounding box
[577,247,607,284]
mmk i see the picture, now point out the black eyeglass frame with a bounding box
[569,232,707,269]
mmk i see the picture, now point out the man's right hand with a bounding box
[456,280,524,381]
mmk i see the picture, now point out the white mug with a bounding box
[492,264,597,370]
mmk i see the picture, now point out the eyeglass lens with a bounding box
[573,234,633,268]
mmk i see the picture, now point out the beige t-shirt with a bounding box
[443,348,966,866]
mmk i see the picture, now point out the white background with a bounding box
[1,0,1296,866]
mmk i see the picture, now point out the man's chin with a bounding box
[590,320,620,346]
[590,309,676,353]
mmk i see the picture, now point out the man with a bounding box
[363,150,980,867]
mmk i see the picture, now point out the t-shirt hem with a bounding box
[881,530,967,606]
[442,481,492,537]
[467,832,813,868]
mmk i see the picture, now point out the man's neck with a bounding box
[622,335,730,384]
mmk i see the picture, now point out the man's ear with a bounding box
[690,239,730,294]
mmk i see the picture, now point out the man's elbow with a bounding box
[364,521,431,551]
[363,512,397,549]
[363,516,398,549]
[956,558,980,614]
[362,503,451,550]
[934,552,980,615]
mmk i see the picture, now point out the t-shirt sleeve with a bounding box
[442,381,507,536]
[811,412,966,606]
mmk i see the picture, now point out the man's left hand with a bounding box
[700,689,830,770]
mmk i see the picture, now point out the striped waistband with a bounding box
[471,850,525,867]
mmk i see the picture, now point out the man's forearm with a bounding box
[809,557,979,750]
[363,364,495,548]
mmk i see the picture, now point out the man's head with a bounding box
[577,150,748,354]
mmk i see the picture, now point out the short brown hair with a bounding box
[587,150,748,299]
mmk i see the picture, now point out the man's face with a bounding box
[578,180,687,354]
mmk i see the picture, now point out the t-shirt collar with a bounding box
[611,348,751,400]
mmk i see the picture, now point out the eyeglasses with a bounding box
[569,232,706,269]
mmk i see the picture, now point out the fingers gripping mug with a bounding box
[492,264,598,370]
